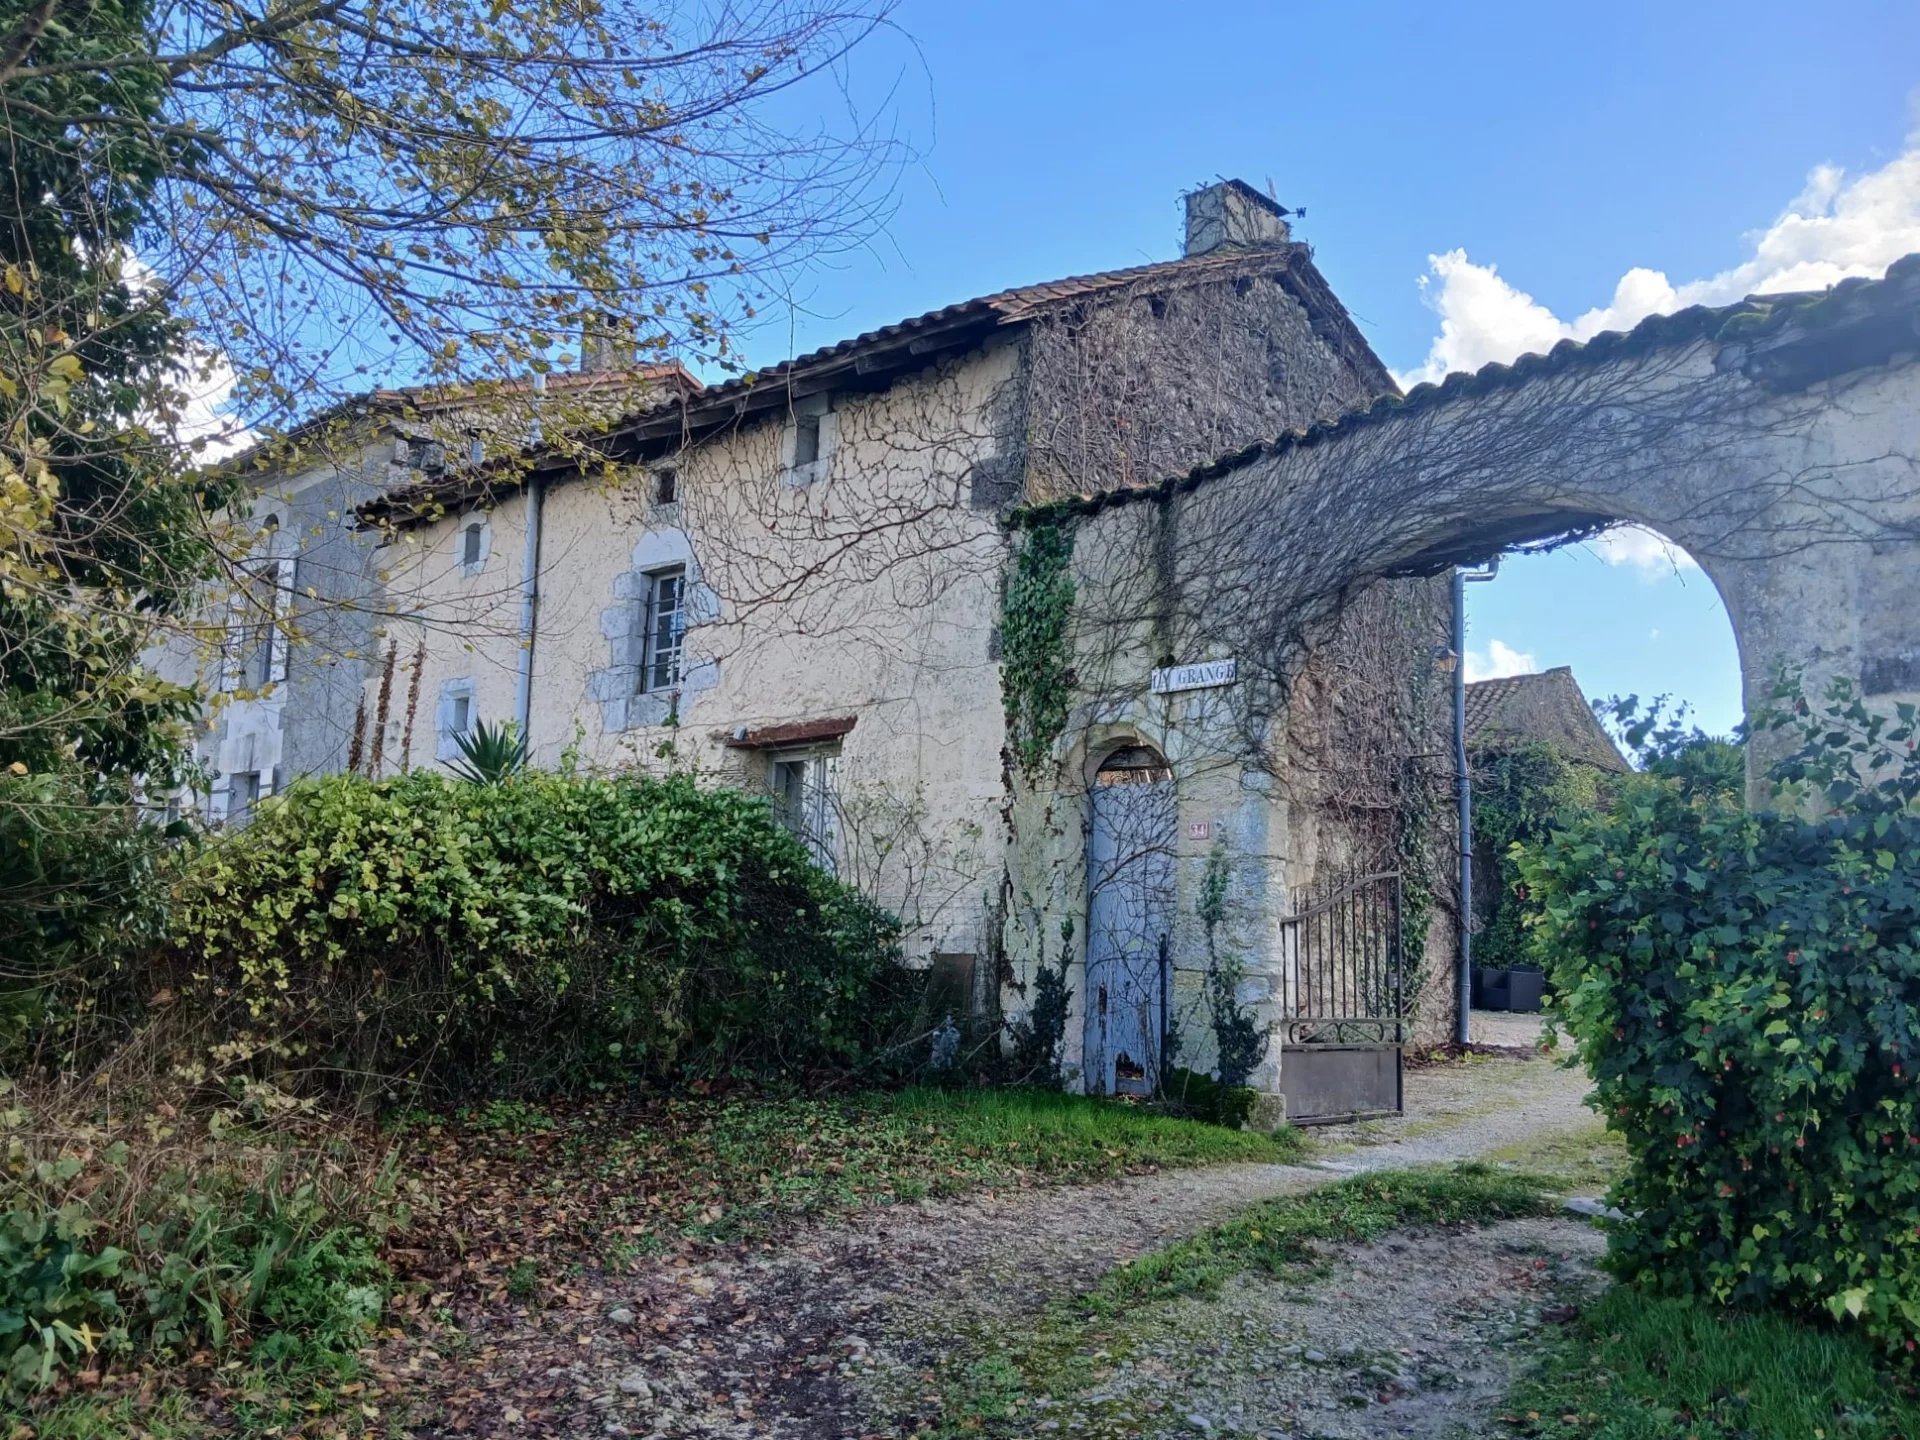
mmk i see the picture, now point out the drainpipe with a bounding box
[513,375,547,741]
[1454,560,1500,1046]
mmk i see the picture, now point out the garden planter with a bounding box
[1504,968,1546,1013]
[1472,964,1544,1013]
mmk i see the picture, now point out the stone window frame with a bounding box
[436,676,478,761]
[589,530,719,733]
[457,513,493,575]
[219,513,295,693]
[779,392,837,488]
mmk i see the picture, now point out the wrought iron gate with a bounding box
[1277,869,1406,1124]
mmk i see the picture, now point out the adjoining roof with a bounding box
[1465,667,1630,773]
[1013,252,1920,532]
[224,362,703,475]
[359,239,1396,527]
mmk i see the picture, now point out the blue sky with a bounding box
[746,0,1920,738]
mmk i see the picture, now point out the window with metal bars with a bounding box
[769,747,839,872]
[639,566,686,692]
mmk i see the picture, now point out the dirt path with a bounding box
[412,1047,1598,1439]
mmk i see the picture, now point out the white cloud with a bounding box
[1585,524,1699,577]
[1396,133,1920,389]
[171,352,254,461]
[1464,638,1537,683]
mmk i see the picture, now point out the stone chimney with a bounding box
[1183,179,1292,256]
[580,314,633,374]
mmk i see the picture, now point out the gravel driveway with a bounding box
[415,1038,1602,1438]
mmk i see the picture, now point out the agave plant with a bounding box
[448,720,529,785]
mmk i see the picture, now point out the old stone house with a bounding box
[166,365,696,822]
[341,179,1454,1115]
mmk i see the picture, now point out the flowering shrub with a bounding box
[164,769,913,1097]
[1526,680,1920,1354]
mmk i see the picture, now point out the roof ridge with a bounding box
[1014,252,1920,527]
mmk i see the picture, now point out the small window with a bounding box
[1096,745,1173,786]
[228,771,261,825]
[408,438,446,474]
[639,566,686,692]
[792,412,821,467]
[222,516,287,692]
[652,466,678,507]
[770,748,839,872]
[436,678,478,760]
[462,522,483,566]
[783,394,834,482]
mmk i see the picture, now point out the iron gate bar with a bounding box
[1279,866,1407,1123]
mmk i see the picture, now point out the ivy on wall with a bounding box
[1197,841,1268,1088]
[1472,742,1601,971]
[1394,651,1442,1013]
[1000,516,1077,781]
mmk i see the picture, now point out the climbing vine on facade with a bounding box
[1471,742,1599,971]
[1198,841,1269,1088]
[1000,516,1077,780]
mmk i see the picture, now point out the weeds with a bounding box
[504,1257,541,1302]
[2,1075,401,1402]
[1504,1285,1920,1439]
[1083,1163,1556,1313]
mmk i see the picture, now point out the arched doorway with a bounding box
[1084,744,1175,1096]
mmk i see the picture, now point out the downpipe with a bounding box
[513,375,547,741]
[1455,560,1500,1047]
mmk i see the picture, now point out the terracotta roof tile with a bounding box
[1017,252,1920,527]
[1464,667,1629,773]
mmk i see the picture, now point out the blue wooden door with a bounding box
[1084,746,1175,1095]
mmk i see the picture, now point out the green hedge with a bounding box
[1526,682,1920,1354]
[164,769,916,1096]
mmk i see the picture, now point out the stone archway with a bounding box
[1003,257,1920,1113]
[1053,257,1920,786]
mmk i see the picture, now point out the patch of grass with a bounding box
[882,1086,1309,1169]
[1085,1162,1558,1313]
[505,1256,541,1301]
[406,1086,1305,1278]
[1505,1285,1920,1439]
[457,1098,555,1134]
[27,1392,203,1440]
[25,1352,383,1440]
[1484,1117,1627,1197]
[925,1163,1557,1437]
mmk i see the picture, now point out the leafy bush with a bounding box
[1527,679,1920,1355]
[1470,741,1597,972]
[0,757,179,1072]
[1160,1066,1258,1130]
[163,768,914,1098]
[1011,922,1074,1085]
[1198,842,1270,1089]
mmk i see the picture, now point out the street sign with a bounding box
[1151,658,1237,694]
